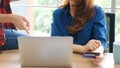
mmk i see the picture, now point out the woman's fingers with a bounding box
[89,46,104,65]
[90,55,104,65]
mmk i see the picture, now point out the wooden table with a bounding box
[0,50,120,68]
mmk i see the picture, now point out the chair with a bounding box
[105,13,115,53]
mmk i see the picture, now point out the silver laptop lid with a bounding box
[18,36,73,67]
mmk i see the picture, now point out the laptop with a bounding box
[18,36,73,68]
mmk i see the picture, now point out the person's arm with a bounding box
[0,14,30,33]
[91,6,107,50]
[73,6,107,65]
[73,39,100,53]
[51,9,65,36]
[89,6,107,65]
[73,39,104,65]
[73,44,86,53]
[51,22,63,36]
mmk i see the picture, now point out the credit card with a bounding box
[83,52,100,58]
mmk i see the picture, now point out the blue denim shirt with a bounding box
[51,5,107,50]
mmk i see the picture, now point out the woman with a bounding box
[0,0,30,50]
[51,0,107,65]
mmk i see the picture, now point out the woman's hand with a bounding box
[84,39,104,65]
[89,45,104,65]
[73,39,101,53]
[84,39,101,51]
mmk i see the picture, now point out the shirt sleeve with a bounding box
[51,10,63,36]
[91,6,107,50]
